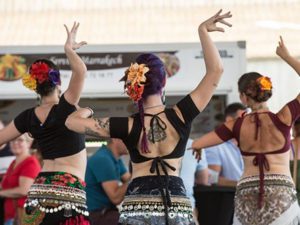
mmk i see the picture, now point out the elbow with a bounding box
[207,65,224,76]
[65,115,74,130]
[78,64,87,77]
[80,66,87,77]
[110,195,125,205]
[212,66,224,76]
[19,187,29,196]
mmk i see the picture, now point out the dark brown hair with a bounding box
[238,72,272,102]
[30,59,60,97]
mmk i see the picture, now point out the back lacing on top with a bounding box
[237,112,290,208]
[109,94,201,224]
[143,111,176,225]
[144,111,167,143]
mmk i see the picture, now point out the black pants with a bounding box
[89,208,119,225]
[0,197,4,225]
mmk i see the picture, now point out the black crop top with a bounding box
[110,95,200,224]
[109,95,200,163]
[14,94,85,160]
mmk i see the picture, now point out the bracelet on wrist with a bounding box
[85,107,94,118]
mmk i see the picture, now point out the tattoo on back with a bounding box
[147,118,167,143]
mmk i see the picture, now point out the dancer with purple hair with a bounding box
[66,10,232,225]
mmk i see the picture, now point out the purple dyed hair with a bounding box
[134,53,166,153]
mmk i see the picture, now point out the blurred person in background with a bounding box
[0,133,41,225]
[204,103,246,187]
[86,138,130,225]
[0,120,14,225]
[0,22,89,225]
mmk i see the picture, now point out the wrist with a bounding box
[85,107,94,118]
[198,25,207,34]
[64,45,74,53]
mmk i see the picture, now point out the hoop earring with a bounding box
[161,89,166,105]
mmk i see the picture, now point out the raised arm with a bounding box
[276,36,300,101]
[65,107,111,138]
[190,10,232,112]
[277,36,300,77]
[63,22,87,105]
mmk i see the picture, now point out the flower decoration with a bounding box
[122,63,149,102]
[257,76,272,91]
[49,69,61,86]
[22,62,60,91]
[22,73,37,91]
[30,62,50,84]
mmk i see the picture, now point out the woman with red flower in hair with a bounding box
[65,10,232,225]
[0,22,90,225]
[191,36,300,225]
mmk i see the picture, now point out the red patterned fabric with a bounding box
[61,215,90,225]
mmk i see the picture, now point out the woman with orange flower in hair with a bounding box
[0,22,90,225]
[65,10,232,225]
[191,36,300,225]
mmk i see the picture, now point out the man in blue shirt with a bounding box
[205,103,246,187]
[85,138,131,225]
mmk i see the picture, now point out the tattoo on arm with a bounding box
[94,118,110,131]
[84,118,110,137]
[84,127,100,137]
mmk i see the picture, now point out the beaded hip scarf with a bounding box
[234,174,298,225]
[119,195,194,224]
[23,172,89,225]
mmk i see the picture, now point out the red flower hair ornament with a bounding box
[22,62,60,91]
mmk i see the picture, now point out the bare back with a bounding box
[236,99,300,178]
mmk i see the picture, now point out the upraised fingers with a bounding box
[279,36,285,47]
[74,22,80,33]
[218,19,232,27]
[213,9,223,18]
[216,11,232,21]
[70,22,78,33]
[77,41,87,47]
[64,24,70,35]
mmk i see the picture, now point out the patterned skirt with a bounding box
[119,175,195,225]
[22,172,90,225]
[233,174,300,225]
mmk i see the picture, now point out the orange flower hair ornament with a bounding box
[122,63,149,102]
[257,76,272,91]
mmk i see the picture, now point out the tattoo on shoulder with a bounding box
[94,118,110,130]
[84,127,100,137]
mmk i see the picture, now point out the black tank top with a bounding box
[109,95,200,163]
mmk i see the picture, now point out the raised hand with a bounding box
[64,22,87,51]
[276,36,290,60]
[199,9,232,33]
